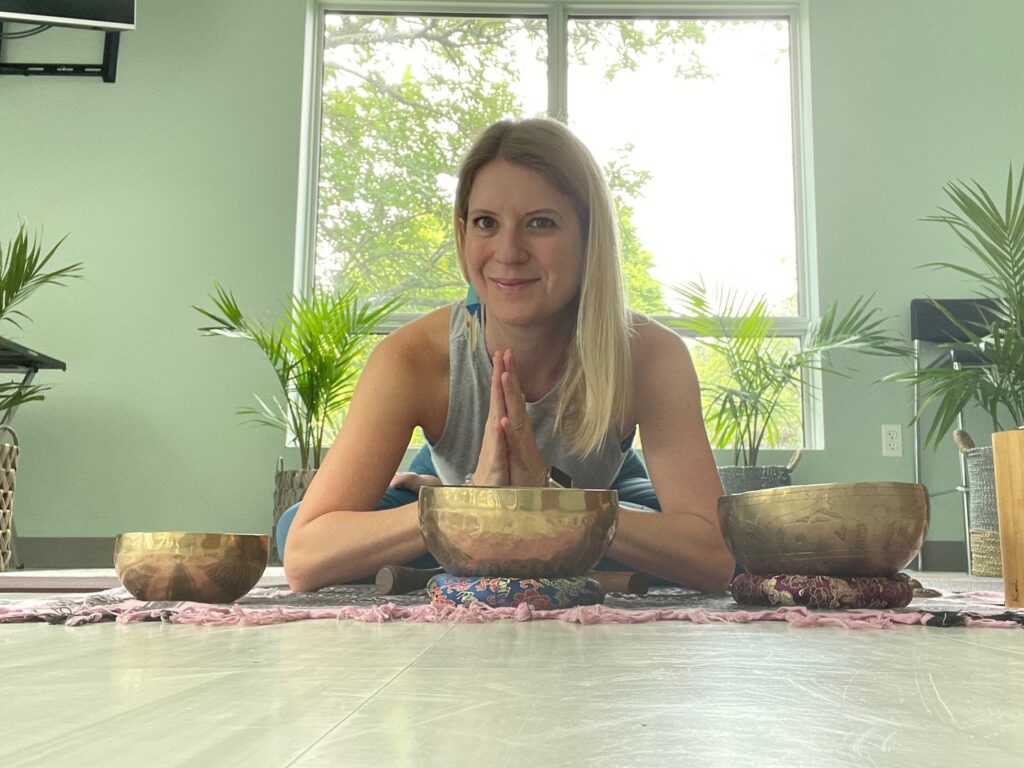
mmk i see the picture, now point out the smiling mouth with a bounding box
[491,278,538,288]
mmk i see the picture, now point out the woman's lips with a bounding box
[490,277,538,288]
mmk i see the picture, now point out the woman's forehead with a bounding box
[468,160,574,211]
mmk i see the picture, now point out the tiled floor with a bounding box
[1,572,1022,767]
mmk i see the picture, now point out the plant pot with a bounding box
[964,446,1002,577]
[0,426,18,573]
[718,465,792,495]
[272,460,317,566]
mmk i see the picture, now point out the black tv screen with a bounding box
[0,0,135,31]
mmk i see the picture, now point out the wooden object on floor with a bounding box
[993,428,1024,607]
[0,575,122,593]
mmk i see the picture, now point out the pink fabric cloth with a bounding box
[1,586,1018,629]
[0,595,1015,629]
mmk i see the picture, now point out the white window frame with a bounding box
[295,0,821,448]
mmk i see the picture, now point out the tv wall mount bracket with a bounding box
[0,22,121,83]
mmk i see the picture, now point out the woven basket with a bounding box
[964,446,1002,576]
[271,459,316,565]
[969,530,1003,577]
[0,425,19,573]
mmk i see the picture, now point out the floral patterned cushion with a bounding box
[730,572,914,609]
[427,573,604,610]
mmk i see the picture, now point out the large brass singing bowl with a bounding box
[419,486,619,577]
[114,532,269,603]
[718,482,930,577]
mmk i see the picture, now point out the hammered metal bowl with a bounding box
[718,482,929,577]
[419,486,619,577]
[114,531,269,603]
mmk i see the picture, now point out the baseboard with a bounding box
[10,536,971,573]
[11,537,116,569]
[919,540,968,572]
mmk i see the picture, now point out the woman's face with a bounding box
[460,160,584,329]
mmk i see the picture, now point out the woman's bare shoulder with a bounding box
[628,310,689,362]
[375,305,452,369]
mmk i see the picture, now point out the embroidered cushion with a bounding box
[427,573,604,609]
[730,572,914,609]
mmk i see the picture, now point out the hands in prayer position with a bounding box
[390,348,546,492]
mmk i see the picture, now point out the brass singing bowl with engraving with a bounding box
[114,532,269,603]
[718,482,929,577]
[419,486,619,577]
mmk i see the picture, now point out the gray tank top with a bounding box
[428,300,629,489]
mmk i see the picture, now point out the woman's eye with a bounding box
[528,216,557,229]
[472,215,497,230]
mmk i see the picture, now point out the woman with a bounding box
[283,118,733,594]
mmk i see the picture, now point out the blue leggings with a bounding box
[275,445,661,572]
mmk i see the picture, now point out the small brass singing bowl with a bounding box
[113,532,269,603]
[718,481,930,577]
[419,486,619,578]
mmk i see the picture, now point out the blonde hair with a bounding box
[454,118,631,456]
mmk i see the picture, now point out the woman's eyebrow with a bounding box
[525,208,564,219]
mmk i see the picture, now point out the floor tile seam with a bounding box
[283,623,459,767]
[0,667,250,763]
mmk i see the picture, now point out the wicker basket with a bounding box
[969,530,1003,577]
[0,425,19,573]
[271,458,316,565]
[964,446,1001,576]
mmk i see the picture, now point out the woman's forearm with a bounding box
[284,502,426,592]
[284,502,734,594]
[607,507,734,594]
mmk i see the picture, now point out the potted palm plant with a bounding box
[0,221,83,571]
[195,284,402,561]
[886,165,1024,576]
[0,223,82,419]
[670,279,907,494]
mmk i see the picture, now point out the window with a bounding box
[305,3,811,448]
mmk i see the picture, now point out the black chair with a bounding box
[909,298,1000,569]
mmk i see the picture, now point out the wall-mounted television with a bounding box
[0,0,135,31]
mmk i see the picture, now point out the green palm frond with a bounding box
[885,165,1024,449]
[0,381,49,424]
[195,283,403,469]
[671,279,906,466]
[0,224,82,329]
[0,222,82,417]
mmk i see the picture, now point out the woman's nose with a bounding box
[494,228,528,264]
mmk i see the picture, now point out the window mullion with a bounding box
[547,4,568,121]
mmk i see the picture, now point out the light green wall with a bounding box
[0,0,1021,545]
[795,0,1024,540]
[0,0,308,537]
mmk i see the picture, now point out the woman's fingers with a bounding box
[490,350,508,424]
[473,417,509,486]
[389,472,419,490]
[388,473,442,493]
[499,350,548,487]
[500,350,527,429]
[472,350,511,486]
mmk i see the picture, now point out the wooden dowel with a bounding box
[587,571,650,596]
[993,429,1024,607]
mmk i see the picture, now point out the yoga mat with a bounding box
[0,579,1018,629]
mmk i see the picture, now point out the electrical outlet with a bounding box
[882,424,903,457]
